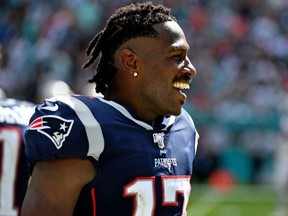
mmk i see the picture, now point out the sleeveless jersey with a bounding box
[25,95,199,216]
[0,99,35,216]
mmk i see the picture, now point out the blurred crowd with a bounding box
[1,0,288,185]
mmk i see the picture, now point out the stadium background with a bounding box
[1,0,288,215]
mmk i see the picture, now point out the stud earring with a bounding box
[133,71,138,77]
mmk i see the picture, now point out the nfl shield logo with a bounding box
[153,132,165,149]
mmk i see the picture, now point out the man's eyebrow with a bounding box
[169,44,190,53]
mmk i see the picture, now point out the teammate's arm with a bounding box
[21,158,96,216]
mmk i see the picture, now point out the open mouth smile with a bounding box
[173,82,190,90]
[172,82,190,103]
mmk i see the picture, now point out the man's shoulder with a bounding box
[24,95,109,165]
[34,94,103,120]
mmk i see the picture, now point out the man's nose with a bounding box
[182,57,196,76]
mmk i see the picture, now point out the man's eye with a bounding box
[173,55,184,62]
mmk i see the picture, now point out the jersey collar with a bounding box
[97,97,176,131]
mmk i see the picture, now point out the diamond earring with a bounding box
[133,71,138,77]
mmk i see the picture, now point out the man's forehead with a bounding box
[153,21,186,38]
[117,21,188,53]
[153,21,189,50]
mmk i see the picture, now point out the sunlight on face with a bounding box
[135,21,194,117]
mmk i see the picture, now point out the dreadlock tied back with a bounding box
[82,2,176,95]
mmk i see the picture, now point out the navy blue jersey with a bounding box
[25,95,199,216]
[0,99,35,216]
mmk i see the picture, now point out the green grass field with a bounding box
[187,184,281,216]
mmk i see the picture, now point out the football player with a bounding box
[22,2,199,215]
[0,99,35,216]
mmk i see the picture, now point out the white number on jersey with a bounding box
[0,127,22,216]
[124,175,191,216]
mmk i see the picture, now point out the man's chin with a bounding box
[167,108,182,116]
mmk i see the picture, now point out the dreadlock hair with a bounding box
[82,2,176,95]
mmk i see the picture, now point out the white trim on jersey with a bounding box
[182,109,199,155]
[97,97,155,130]
[49,95,104,160]
[162,115,176,131]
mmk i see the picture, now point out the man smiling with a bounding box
[22,2,199,216]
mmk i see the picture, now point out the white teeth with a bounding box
[173,82,190,90]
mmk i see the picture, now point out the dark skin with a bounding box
[21,21,196,216]
[108,21,196,122]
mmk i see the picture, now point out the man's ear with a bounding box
[119,49,140,75]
